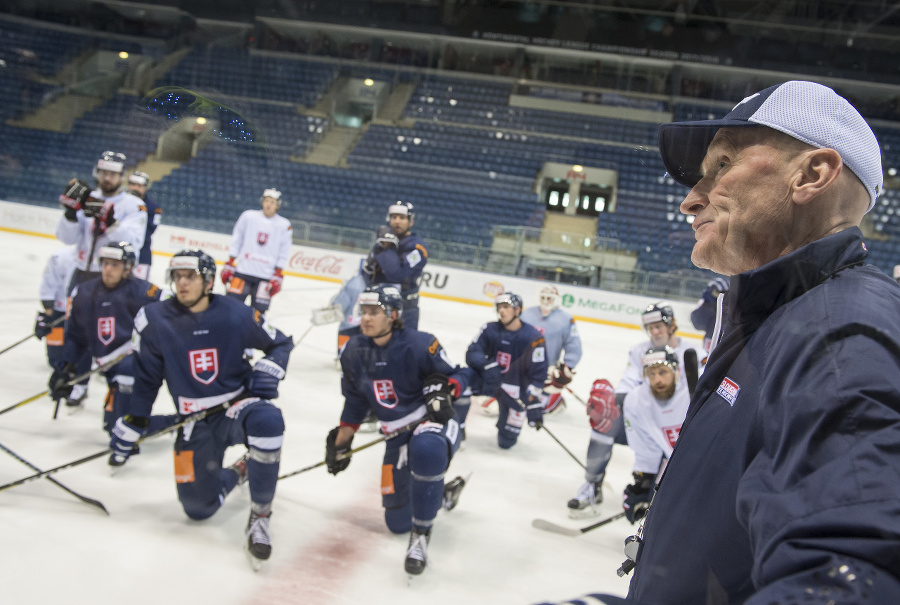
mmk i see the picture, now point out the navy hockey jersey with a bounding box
[371,232,427,299]
[466,321,547,401]
[130,294,293,417]
[62,276,161,365]
[339,328,470,432]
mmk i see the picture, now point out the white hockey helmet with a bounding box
[261,188,283,206]
[386,200,414,221]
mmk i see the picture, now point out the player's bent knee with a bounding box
[408,432,449,476]
[498,432,518,449]
[384,505,412,534]
[244,404,285,437]
[181,499,220,521]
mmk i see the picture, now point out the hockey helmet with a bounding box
[128,171,150,187]
[169,249,217,286]
[641,302,675,329]
[357,283,403,318]
[386,200,414,221]
[93,151,127,178]
[707,276,729,295]
[642,345,679,373]
[260,188,282,206]
[98,241,136,270]
[538,285,560,316]
[495,292,523,314]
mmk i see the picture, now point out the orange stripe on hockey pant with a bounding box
[380,464,395,495]
[104,387,115,413]
[46,327,64,347]
[173,450,195,483]
[227,277,245,294]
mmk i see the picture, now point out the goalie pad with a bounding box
[311,304,343,326]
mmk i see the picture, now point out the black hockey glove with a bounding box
[423,373,458,424]
[59,180,91,222]
[48,362,78,402]
[34,311,53,339]
[547,362,574,391]
[325,426,353,475]
[623,472,656,524]
[525,385,544,430]
[109,415,149,467]
[248,358,285,400]
[373,225,399,251]
[88,198,117,236]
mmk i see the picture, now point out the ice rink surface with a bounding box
[0,231,703,605]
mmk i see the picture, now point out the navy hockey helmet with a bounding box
[98,241,136,270]
[386,200,414,221]
[495,292,523,314]
[642,345,679,373]
[641,302,675,329]
[93,151,127,178]
[260,188,282,206]
[357,283,403,318]
[169,249,216,286]
[707,276,729,295]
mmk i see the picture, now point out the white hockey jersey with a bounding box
[623,379,690,474]
[228,209,293,279]
[39,246,77,311]
[55,189,147,272]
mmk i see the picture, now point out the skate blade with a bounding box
[567,505,604,520]
[246,547,265,572]
[65,403,84,415]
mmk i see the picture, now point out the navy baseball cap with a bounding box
[658,80,884,211]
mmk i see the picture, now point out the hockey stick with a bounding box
[0,350,133,419]
[531,511,627,537]
[565,385,588,407]
[0,439,108,515]
[683,348,699,397]
[0,399,232,493]
[541,424,586,470]
[278,418,424,481]
[0,314,67,357]
[294,305,344,346]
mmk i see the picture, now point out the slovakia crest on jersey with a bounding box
[497,351,511,372]
[373,380,399,408]
[257,232,268,246]
[97,317,115,346]
[189,348,219,385]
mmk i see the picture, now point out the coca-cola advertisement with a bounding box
[287,250,347,276]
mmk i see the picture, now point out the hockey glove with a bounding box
[373,225,399,251]
[325,426,353,475]
[248,358,285,400]
[547,363,574,392]
[220,258,236,285]
[108,415,149,467]
[59,180,91,222]
[587,378,619,433]
[87,198,116,235]
[481,361,502,397]
[623,472,656,524]
[423,373,460,424]
[525,385,544,430]
[48,362,78,402]
[268,268,283,296]
[34,311,53,339]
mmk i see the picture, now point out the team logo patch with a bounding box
[497,351,511,373]
[97,317,115,346]
[662,425,681,448]
[257,232,268,245]
[189,348,219,385]
[373,379,399,408]
[716,377,740,407]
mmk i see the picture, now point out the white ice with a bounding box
[0,231,703,605]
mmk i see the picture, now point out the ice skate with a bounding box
[404,529,430,576]
[65,384,88,413]
[229,453,249,486]
[567,479,604,518]
[246,511,272,571]
[357,409,379,433]
[442,475,469,511]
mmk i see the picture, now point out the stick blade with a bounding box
[531,518,583,537]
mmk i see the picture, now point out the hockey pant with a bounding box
[381,419,461,534]
[44,310,67,368]
[102,356,136,434]
[583,392,628,482]
[173,398,284,521]
[225,272,272,314]
[495,389,527,449]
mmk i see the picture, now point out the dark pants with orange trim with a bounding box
[225,273,272,314]
[381,419,461,534]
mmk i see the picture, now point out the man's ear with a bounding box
[791,148,843,205]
